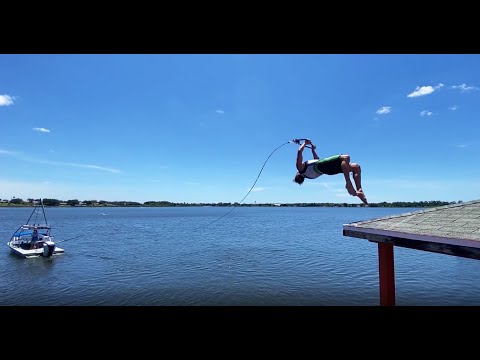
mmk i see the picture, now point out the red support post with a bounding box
[378,242,395,306]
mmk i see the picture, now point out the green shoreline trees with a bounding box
[0,198,457,208]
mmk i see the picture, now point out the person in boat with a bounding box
[293,139,368,205]
[30,227,39,249]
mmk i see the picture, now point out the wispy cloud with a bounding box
[407,83,444,98]
[0,148,121,173]
[451,83,479,92]
[452,140,479,148]
[251,187,264,192]
[367,177,445,190]
[308,180,338,190]
[448,105,459,111]
[0,149,17,155]
[308,180,342,189]
[0,94,14,106]
[149,179,166,183]
[215,109,225,114]
[420,110,433,117]
[33,127,50,133]
[184,181,200,186]
[64,163,120,173]
[376,106,391,115]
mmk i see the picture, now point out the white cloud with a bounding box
[0,149,17,157]
[0,148,120,173]
[215,109,225,114]
[183,181,200,186]
[66,163,120,173]
[407,83,444,98]
[376,106,391,115]
[420,110,433,117]
[33,127,50,133]
[448,105,459,111]
[251,187,264,192]
[451,83,479,92]
[0,94,14,106]
[457,144,468,148]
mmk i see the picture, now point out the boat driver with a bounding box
[30,227,39,249]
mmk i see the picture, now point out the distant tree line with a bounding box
[0,198,460,208]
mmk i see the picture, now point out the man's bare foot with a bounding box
[346,183,356,196]
[356,189,368,205]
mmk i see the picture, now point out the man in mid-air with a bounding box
[293,139,368,205]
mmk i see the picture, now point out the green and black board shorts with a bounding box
[315,154,343,175]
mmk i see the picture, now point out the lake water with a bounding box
[1,206,480,306]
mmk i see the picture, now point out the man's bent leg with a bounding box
[351,163,368,205]
[340,155,356,196]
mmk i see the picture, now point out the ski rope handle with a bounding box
[290,138,315,149]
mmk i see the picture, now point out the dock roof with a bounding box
[343,200,480,259]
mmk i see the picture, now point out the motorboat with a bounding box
[7,199,64,258]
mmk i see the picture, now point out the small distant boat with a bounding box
[7,199,64,258]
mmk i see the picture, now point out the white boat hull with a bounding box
[7,240,65,258]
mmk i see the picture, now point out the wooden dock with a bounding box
[343,200,480,305]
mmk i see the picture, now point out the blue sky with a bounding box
[0,54,479,204]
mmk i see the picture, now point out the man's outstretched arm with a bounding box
[296,142,307,171]
[296,139,312,171]
[311,144,319,160]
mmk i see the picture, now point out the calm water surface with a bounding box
[1,206,479,306]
